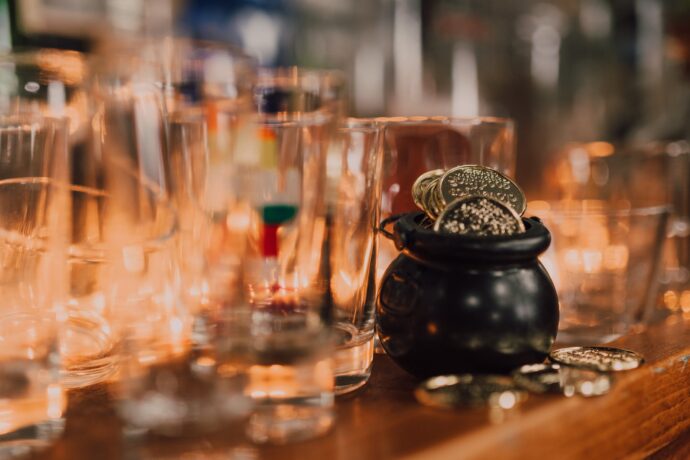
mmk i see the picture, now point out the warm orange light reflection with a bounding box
[586,141,615,158]
[246,358,333,399]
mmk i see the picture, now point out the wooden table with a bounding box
[30,315,690,460]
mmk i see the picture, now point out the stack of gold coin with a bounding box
[411,164,527,237]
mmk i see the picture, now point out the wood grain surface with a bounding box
[27,315,690,460]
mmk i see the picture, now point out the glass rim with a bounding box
[255,66,346,88]
[249,108,334,126]
[0,47,85,64]
[0,113,69,127]
[373,115,513,128]
[339,117,380,132]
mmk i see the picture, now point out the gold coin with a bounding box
[412,169,444,211]
[415,374,526,409]
[549,346,644,372]
[427,179,444,219]
[421,179,441,219]
[438,165,526,215]
[512,363,562,394]
[434,195,526,236]
[430,179,445,217]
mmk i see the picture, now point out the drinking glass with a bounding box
[328,119,383,394]
[231,69,337,444]
[51,43,189,389]
[536,200,670,344]
[165,67,340,443]
[160,39,256,313]
[0,115,69,452]
[549,140,690,317]
[375,116,516,303]
[61,177,182,389]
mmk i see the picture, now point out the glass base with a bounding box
[333,324,374,395]
[60,315,118,389]
[0,418,64,458]
[246,404,334,445]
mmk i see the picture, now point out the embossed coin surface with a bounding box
[512,364,562,394]
[416,374,525,409]
[434,195,525,236]
[550,346,644,372]
[412,169,444,211]
[438,165,526,215]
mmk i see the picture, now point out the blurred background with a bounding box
[3,0,690,198]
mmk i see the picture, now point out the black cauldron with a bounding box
[376,212,559,379]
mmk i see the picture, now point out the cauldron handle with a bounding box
[378,213,405,241]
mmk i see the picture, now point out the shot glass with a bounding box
[328,119,383,394]
[549,140,690,318]
[537,200,670,344]
[231,69,337,444]
[160,40,257,313]
[61,179,183,388]
[162,67,339,443]
[0,115,70,452]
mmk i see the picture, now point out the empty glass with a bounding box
[0,115,69,452]
[328,119,383,394]
[160,39,256,313]
[536,200,670,344]
[50,43,190,389]
[549,140,690,317]
[61,178,182,388]
[231,69,337,444]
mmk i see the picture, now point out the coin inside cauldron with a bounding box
[512,363,562,394]
[433,195,526,236]
[438,165,526,215]
[412,169,444,211]
[549,346,644,372]
[421,179,443,220]
[415,374,526,409]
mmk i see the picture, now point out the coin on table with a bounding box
[549,346,644,372]
[559,366,613,397]
[434,195,526,236]
[438,165,526,215]
[415,374,526,409]
[512,363,562,394]
[412,169,444,211]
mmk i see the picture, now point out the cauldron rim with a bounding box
[389,211,551,263]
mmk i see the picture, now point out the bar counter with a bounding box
[30,315,690,460]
